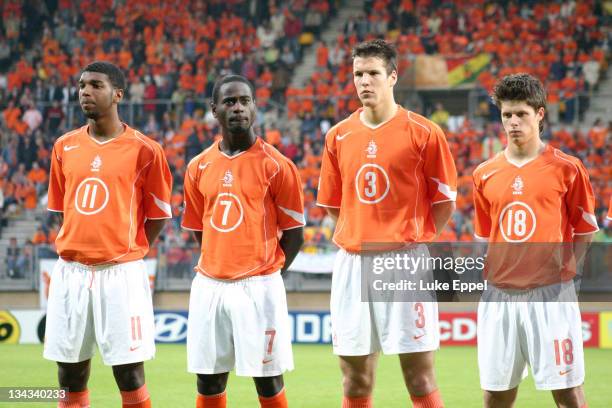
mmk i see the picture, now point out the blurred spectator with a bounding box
[430,103,450,129]
[32,227,48,245]
[22,103,43,132]
[27,161,48,196]
[6,237,27,278]
[45,100,65,135]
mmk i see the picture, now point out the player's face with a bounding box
[500,100,544,147]
[353,56,397,108]
[78,71,123,119]
[213,82,256,134]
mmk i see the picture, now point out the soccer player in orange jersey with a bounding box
[473,74,598,408]
[181,75,304,408]
[43,62,173,408]
[317,40,455,408]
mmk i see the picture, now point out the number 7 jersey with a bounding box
[181,138,305,280]
[472,145,599,288]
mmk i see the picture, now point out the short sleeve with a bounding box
[472,176,491,239]
[143,144,173,219]
[316,130,342,208]
[423,126,457,204]
[271,157,305,230]
[181,164,205,231]
[47,144,65,212]
[565,160,599,235]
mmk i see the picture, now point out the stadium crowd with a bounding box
[0,0,610,267]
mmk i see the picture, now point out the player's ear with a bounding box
[211,102,218,118]
[389,69,398,87]
[114,88,124,104]
[536,106,545,121]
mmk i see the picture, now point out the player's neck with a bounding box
[361,100,398,127]
[87,114,124,142]
[505,136,545,164]
[219,130,256,156]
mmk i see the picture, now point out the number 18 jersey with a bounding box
[472,145,599,288]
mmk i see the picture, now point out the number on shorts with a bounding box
[265,329,276,354]
[131,316,142,341]
[414,303,425,329]
[554,338,573,365]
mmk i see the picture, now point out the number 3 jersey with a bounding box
[317,106,457,252]
[47,125,173,265]
[181,138,305,280]
[472,145,599,288]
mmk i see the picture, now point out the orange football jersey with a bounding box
[473,145,599,288]
[48,125,173,265]
[181,138,304,280]
[317,106,457,252]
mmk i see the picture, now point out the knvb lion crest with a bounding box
[90,155,102,172]
[222,170,234,187]
[366,140,378,158]
[511,176,524,195]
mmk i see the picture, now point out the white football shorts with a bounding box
[478,283,585,391]
[43,258,155,366]
[187,271,293,377]
[330,246,440,356]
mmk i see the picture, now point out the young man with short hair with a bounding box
[44,61,173,408]
[182,74,304,408]
[473,73,597,408]
[317,39,455,408]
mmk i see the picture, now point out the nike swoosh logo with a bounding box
[559,369,572,376]
[413,333,426,340]
[481,170,499,180]
[64,145,79,151]
[129,346,141,351]
[198,162,211,170]
[336,131,352,140]
[262,359,273,364]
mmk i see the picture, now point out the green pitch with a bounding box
[0,344,610,407]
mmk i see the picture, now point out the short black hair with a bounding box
[82,61,126,90]
[352,39,398,75]
[211,75,255,104]
[492,73,546,131]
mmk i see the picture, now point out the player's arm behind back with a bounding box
[280,227,304,275]
[274,155,305,276]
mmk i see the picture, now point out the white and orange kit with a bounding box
[473,145,599,391]
[182,137,304,376]
[43,124,173,366]
[317,106,457,356]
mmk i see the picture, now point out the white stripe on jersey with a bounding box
[278,206,305,225]
[150,192,172,217]
[430,177,457,201]
[578,206,598,229]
